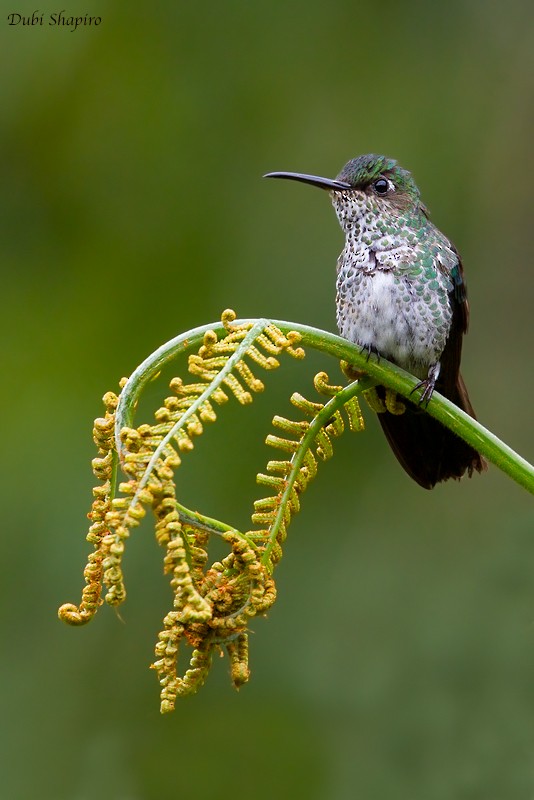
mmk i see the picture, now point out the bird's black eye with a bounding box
[373,178,390,196]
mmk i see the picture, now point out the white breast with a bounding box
[336,267,450,372]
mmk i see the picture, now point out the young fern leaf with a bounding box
[250,371,364,572]
[150,370,365,712]
[59,310,534,713]
[59,310,314,712]
[58,391,120,626]
[112,313,302,609]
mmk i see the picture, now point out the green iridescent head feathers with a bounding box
[336,153,421,203]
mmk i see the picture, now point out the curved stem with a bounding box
[175,502,258,550]
[115,318,534,495]
[125,320,270,510]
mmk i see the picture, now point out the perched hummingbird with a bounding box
[264,154,486,489]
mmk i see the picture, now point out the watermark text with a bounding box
[7,11,102,30]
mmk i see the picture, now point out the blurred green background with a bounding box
[1,1,533,797]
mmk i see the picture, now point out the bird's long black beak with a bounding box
[263,171,352,191]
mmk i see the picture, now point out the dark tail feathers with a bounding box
[376,375,486,489]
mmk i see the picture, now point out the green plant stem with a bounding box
[115,318,534,495]
[176,502,258,549]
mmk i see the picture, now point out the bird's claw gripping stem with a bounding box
[410,361,441,406]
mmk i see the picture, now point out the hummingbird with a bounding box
[264,154,486,489]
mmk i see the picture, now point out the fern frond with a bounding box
[95,311,304,609]
[58,391,119,625]
[250,371,364,572]
[59,310,307,712]
[59,311,534,713]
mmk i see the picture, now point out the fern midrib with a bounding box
[261,375,376,567]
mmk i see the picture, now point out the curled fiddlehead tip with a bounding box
[59,388,120,626]
[57,603,93,625]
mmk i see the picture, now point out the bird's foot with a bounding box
[410,362,440,407]
[359,343,381,363]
